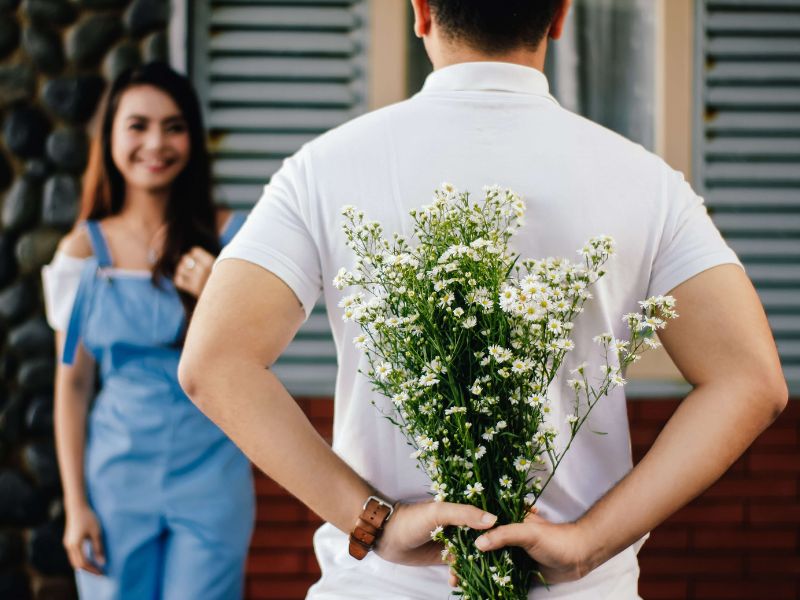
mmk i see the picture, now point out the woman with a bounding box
[42,62,254,599]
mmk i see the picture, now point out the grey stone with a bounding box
[0,569,31,600]
[125,0,168,38]
[0,279,35,324]
[28,517,71,576]
[144,30,167,63]
[24,158,51,181]
[3,107,50,159]
[0,65,36,108]
[22,24,64,76]
[23,0,77,26]
[42,74,105,123]
[0,358,15,389]
[0,234,17,288]
[25,395,52,435]
[42,173,79,227]
[0,393,25,447]
[17,358,54,393]
[1,176,41,232]
[67,13,123,68]
[104,41,140,82]
[0,150,11,192]
[8,317,52,359]
[0,531,23,568]
[46,127,87,172]
[23,441,59,490]
[0,14,19,59]
[48,496,64,522]
[0,469,46,526]
[15,228,61,274]
[29,576,74,599]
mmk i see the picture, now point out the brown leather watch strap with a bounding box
[348,496,393,560]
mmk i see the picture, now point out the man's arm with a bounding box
[178,259,496,565]
[474,264,788,581]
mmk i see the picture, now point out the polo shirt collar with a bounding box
[420,61,557,103]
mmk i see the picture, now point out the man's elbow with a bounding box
[765,373,789,421]
[178,353,209,408]
[742,365,789,424]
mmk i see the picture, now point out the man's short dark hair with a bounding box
[428,0,563,54]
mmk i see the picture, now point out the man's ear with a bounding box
[410,0,432,38]
[549,0,572,40]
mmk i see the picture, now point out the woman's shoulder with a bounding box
[57,225,93,259]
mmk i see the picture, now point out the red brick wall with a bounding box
[633,400,800,600]
[245,398,800,600]
[245,399,328,600]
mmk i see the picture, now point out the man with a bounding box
[179,1,787,598]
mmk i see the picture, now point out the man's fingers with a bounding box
[448,567,459,588]
[475,522,533,552]
[524,507,546,524]
[433,502,496,531]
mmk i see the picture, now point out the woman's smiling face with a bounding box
[110,84,191,193]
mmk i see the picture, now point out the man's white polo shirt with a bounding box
[219,62,740,599]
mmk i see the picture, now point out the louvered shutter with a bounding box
[694,0,800,393]
[191,0,370,395]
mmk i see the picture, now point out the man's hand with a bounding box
[471,509,588,584]
[377,501,497,566]
[439,508,588,588]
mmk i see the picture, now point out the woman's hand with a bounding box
[175,247,215,298]
[63,503,105,575]
[375,500,497,566]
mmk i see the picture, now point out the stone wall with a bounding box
[0,1,169,598]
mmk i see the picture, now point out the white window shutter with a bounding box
[191,0,370,396]
[694,0,800,393]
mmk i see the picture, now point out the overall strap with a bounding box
[62,259,98,365]
[220,211,247,247]
[85,221,113,268]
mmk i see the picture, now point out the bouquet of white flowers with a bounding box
[334,185,676,598]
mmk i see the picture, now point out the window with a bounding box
[188,0,371,395]
[694,0,800,393]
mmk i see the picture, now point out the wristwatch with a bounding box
[348,495,395,560]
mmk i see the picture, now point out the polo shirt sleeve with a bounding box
[647,166,743,298]
[217,149,322,320]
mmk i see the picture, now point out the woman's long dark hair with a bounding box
[79,62,221,334]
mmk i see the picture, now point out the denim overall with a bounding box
[62,216,254,599]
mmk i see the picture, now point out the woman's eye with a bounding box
[129,123,146,131]
[167,124,186,133]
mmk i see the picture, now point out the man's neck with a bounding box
[429,39,548,73]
